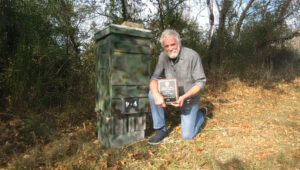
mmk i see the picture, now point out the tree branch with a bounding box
[277,0,292,20]
[157,0,165,30]
[234,0,255,38]
[156,0,186,30]
[258,27,300,48]
[96,11,113,18]
[170,0,186,12]
[215,0,221,13]
[275,0,292,25]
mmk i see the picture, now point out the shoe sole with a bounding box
[148,137,167,145]
[148,141,162,145]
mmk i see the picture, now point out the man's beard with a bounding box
[167,49,179,59]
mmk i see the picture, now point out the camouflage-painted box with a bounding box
[98,114,146,148]
[94,24,152,148]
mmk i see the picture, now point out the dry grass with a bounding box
[197,78,300,169]
[4,77,300,170]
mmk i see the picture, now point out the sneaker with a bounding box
[148,129,168,145]
[199,107,208,117]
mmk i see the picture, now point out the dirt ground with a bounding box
[3,77,300,169]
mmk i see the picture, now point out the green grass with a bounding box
[292,86,300,92]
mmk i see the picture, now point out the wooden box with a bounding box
[94,24,152,148]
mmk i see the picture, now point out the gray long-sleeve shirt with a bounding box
[151,46,206,107]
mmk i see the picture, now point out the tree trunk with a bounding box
[157,0,165,30]
[207,0,214,44]
[234,0,255,39]
[121,0,129,21]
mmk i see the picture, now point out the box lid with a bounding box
[94,24,153,41]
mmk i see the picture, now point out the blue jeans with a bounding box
[148,91,204,139]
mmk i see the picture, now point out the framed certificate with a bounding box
[158,79,179,103]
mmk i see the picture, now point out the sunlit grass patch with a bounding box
[292,86,300,92]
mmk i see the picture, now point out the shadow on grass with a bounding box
[103,140,159,169]
[0,105,95,168]
[144,106,181,138]
[216,158,249,170]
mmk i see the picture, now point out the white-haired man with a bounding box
[148,29,207,144]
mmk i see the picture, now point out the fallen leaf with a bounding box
[197,147,204,152]
[179,144,185,149]
[164,159,170,165]
[148,149,154,156]
[147,161,152,167]
[93,139,99,144]
[87,154,99,161]
[119,160,126,165]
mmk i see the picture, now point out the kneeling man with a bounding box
[148,29,207,144]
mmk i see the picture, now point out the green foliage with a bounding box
[204,0,300,81]
[102,0,146,25]
[0,0,95,113]
[234,3,298,80]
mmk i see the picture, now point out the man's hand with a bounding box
[153,92,166,108]
[149,80,166,107]
[170,96,186,107]
[170,85,201,107]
